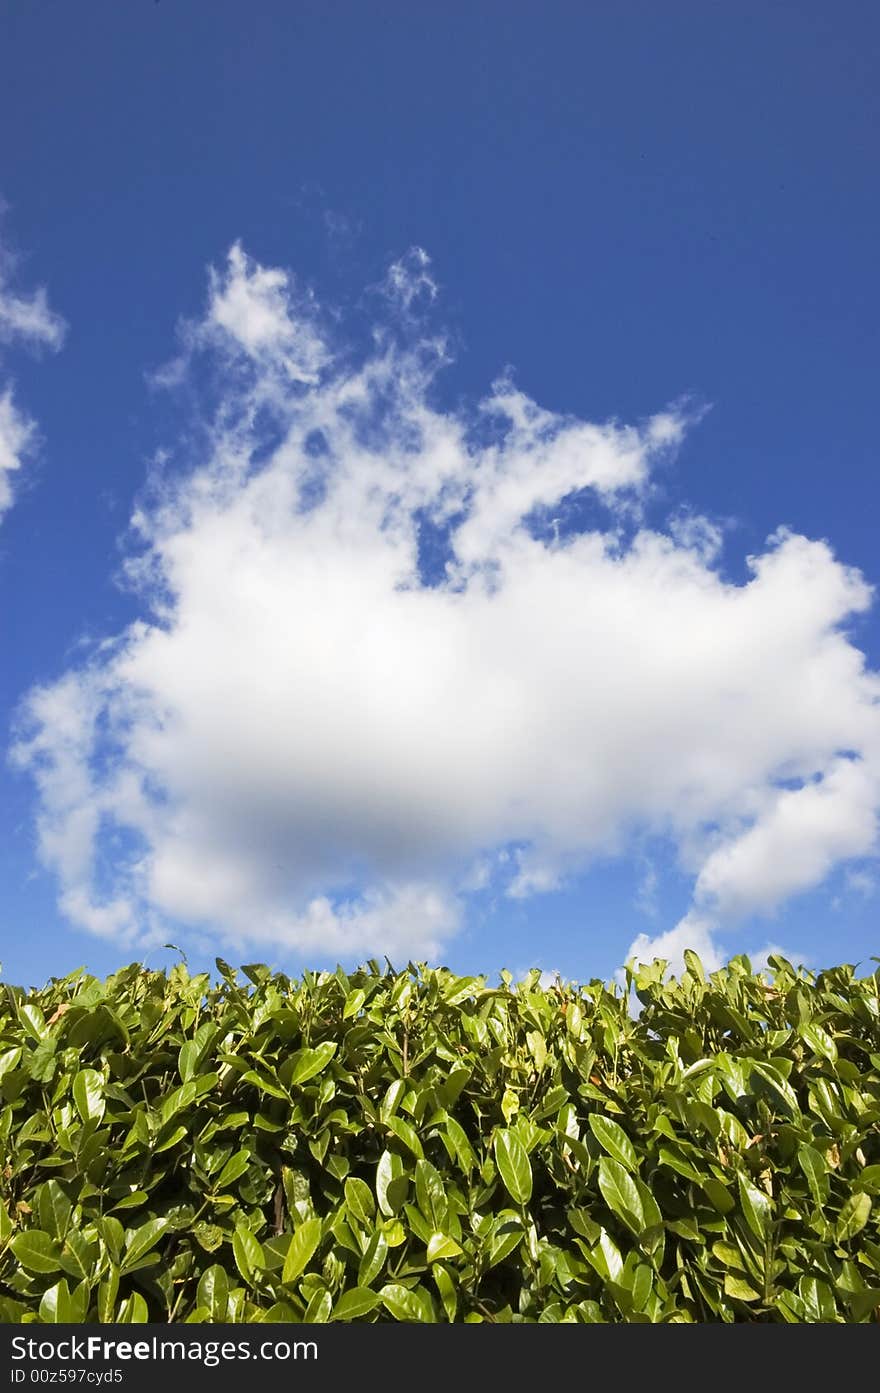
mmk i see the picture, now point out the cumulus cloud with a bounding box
[0,223,66,522]
[11,243,880,962]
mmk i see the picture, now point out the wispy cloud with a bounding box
[0,218,66,523]
[845,866,877,900]
[12,244,880,962]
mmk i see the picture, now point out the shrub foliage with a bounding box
[1,952,879,1322]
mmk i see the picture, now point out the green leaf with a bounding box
[10,1230,62,1273]
[494,1129,532,1206]
[344,1177,375,1225]
[701,1177,735,1215]
[232,1225,265,1284]
[39,1279,73,1323]
[197,1264,228,1322]
[849,1289,880,1321]
[357,1230,388,1287]
[98,1266,119,1323]
[159,1081,198,1125]
[239,1068,290,1100]
[798,1275,837,1322]
[598,1156,645,1235]
[289,1041,337,1086]
[193,1223,225,1254]
[415,1160,447,1231]
[385,1113,424,1159]
[487,1224,523,1268]
[444,1116,477,1178]
[750,1060,799,1116]
[122,1217,169,1269]
[97,1216,124,1265]
[438,1066,470,1110]
[178,1022,220,1082]
[376,1149,408,1217]
[215,1149,250,1189]
[111,1190,149,1212]
[17,1002,47,1041]
[331,1286,380,1320]
[857,1165,880,1193]
[433,1263,458,1322]
[724,1273,761,1302]
[799,1021,837,1063]
[427,1233,462,1262]
[379,1079,406,1123]
[592,1229,624,1284]
[282,1217,322,1285]
[658,1145,705,1184]
[837,1192,871,1244]
[737,1175,772,1242]
[342,989,367,1020]
[303,1288,332,1323]
[798,1143,830,1205]
[26,1038,57,1083]
[155,1123,188,1153]
[58,1231,97,1282]
[379,1282,430,1322]
[683,949,706,984]
[118,1291,149,1323]
[36,1180,72,1240]
[589,1114,639,1172]
[72,1068,105,1123]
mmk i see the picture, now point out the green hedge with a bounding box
[1,951,878,1322]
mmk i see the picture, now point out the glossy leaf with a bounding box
[598,1157,644,1235]
[10,1230,61,1274]
[836,1192,871,1244]
[589,1115,638,1172]
[738,1175,772,1243]
[289,1042,337,1086]
[282,1217,322,1285]
[197,1265,229,1321]
[123,1217,169,1268]
[72,1068,105,1123]
[331,1286,380,1320]
[380,1282,429,1322]
[358,1229,388,1287]
[232,1225,265,1284]
[494,1129,532,1206]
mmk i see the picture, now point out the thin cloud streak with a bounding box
[0,220,66,523]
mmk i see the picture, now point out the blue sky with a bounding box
[1,0,878,989]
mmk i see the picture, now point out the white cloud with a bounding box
[0,221,66,522]
[0,387,36,520]
[11,244,880,962]
[634,858,659,919]
[693,756,877,917]
[383,246,438,312]
[845,866,877,900]
[0,257,65,352]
